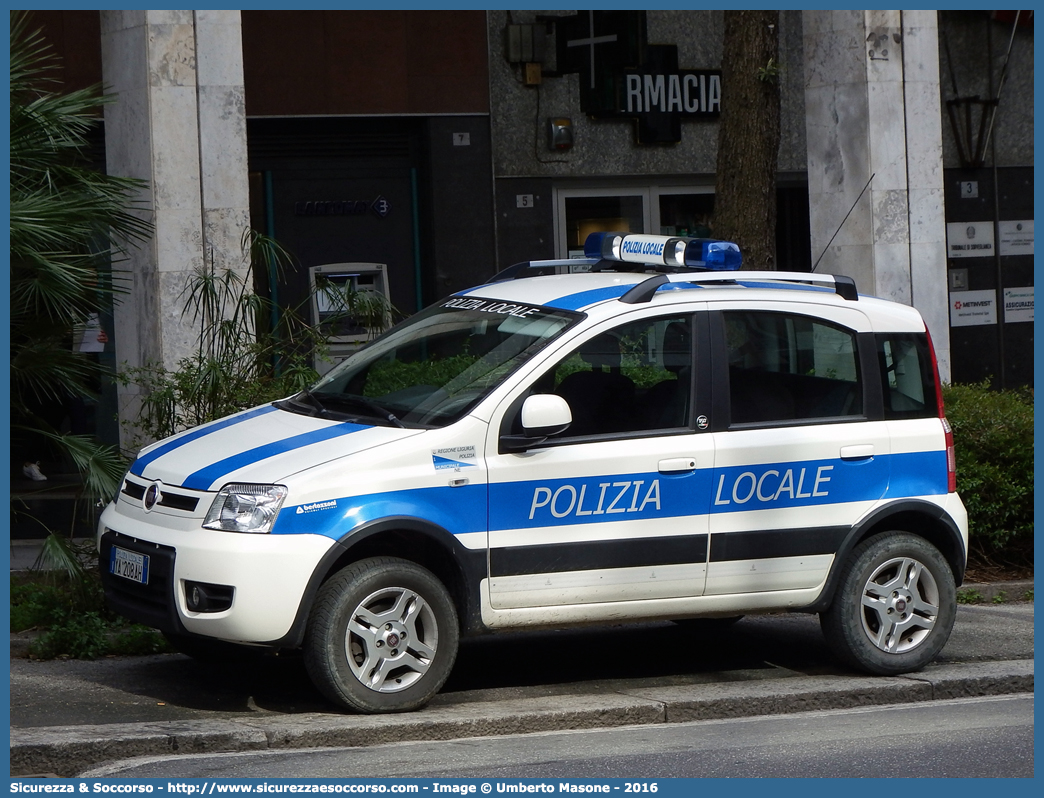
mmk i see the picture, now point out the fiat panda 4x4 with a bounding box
[100,233,967,713]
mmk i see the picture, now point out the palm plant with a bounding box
[120,231,345,447]
[10,10,152,513]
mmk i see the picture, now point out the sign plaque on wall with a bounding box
[949,289,997,327]
[946,222,995,259]
[1003,287,1034,323]
[998,220,1034,256]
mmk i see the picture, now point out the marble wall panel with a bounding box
[907,187,946,246]
[198,84,249,211]
[153,209,204,276]
[871,188,910,246]
[147,23,196,88]
[872,241,912,304]
[149,86,202,213]
[195,12,245,88]
[158,270,200,366]
[203,207,252,276]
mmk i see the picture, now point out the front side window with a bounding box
[282,299,580,428]
[532,315,693,438]
[724,311,862,425]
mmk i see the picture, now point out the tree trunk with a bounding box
[712,10,781,269]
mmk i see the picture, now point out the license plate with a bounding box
[110,546,150,585]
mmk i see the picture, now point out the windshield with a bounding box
[281,297,580,428]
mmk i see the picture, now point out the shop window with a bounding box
[658,192,714,237]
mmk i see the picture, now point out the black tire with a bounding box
[304,557,459,713]
[163,632,270,663]
[821,531,956,675]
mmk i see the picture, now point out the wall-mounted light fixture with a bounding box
[548,117,573,151]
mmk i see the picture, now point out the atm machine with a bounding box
[309,263,391,375]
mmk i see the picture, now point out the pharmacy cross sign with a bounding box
[555,10,722,144]
[566,11,618,90]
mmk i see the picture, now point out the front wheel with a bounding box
[821,532,956,675]
[304,557,459,713]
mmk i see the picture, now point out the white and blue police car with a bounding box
[100,232,968,713]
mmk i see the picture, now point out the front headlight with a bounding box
[203,483,288,534]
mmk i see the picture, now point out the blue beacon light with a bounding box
[583,232,742,271]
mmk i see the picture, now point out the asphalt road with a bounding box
[10,603,1034,729]
[82,694,1034,778]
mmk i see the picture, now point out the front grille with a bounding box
[122,478,200,513]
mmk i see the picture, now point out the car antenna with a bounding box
[810,173,875,273]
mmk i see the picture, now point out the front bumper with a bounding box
[99,500,336,644]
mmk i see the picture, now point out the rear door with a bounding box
[706,302,891,596]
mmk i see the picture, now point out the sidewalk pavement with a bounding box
[9,593,1034,778]
[11,660,1035,778]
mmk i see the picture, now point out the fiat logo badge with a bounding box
[143,481,163,512]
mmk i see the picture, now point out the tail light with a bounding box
[925,326,957,493]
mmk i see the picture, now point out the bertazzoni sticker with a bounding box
[433,446,478,471]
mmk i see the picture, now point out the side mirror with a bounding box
[500,394,572,451]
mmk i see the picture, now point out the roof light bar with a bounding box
[583,232,742,271]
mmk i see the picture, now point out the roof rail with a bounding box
[488,258,600,283]
[621,271,859,304]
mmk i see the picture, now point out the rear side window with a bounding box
[724,311,862,424]
[877,334,937,419]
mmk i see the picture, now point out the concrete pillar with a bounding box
[100,11,250,448]
[803,10,951,381]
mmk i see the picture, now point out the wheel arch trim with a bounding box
[794,499,967,614]
[263,517,486,649]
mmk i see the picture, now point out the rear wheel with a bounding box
[304,557,459,713]
[821,532,956,675]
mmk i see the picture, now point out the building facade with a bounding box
[29,9,1033,450]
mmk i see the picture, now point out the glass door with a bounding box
[554,186,717,258]
[555,189,650,258]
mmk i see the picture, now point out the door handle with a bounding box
[840,444,875,461]
[659,457,697,474]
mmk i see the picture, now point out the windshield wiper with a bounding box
[341,395,406,428]
[287,389,405,429]
[285,388,325,417]
[309,393,405,429]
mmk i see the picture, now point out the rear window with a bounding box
[724,310,862,425]
[877,334,937,419]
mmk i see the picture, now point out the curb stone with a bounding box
[12,659,1034,778]
[956,579,1033,603]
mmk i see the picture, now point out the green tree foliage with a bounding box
[9,10,152,500]
[943,382,1034,559]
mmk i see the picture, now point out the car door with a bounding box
[484,309,715,610]
[705,303,891,596]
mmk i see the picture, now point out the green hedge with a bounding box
[942,382,1034,554]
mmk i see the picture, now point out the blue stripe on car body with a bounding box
[270,451,947,539]
[273,483,488,539]
[546,285,634,311]
[130,405,279,477]
[182,420,371,490]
